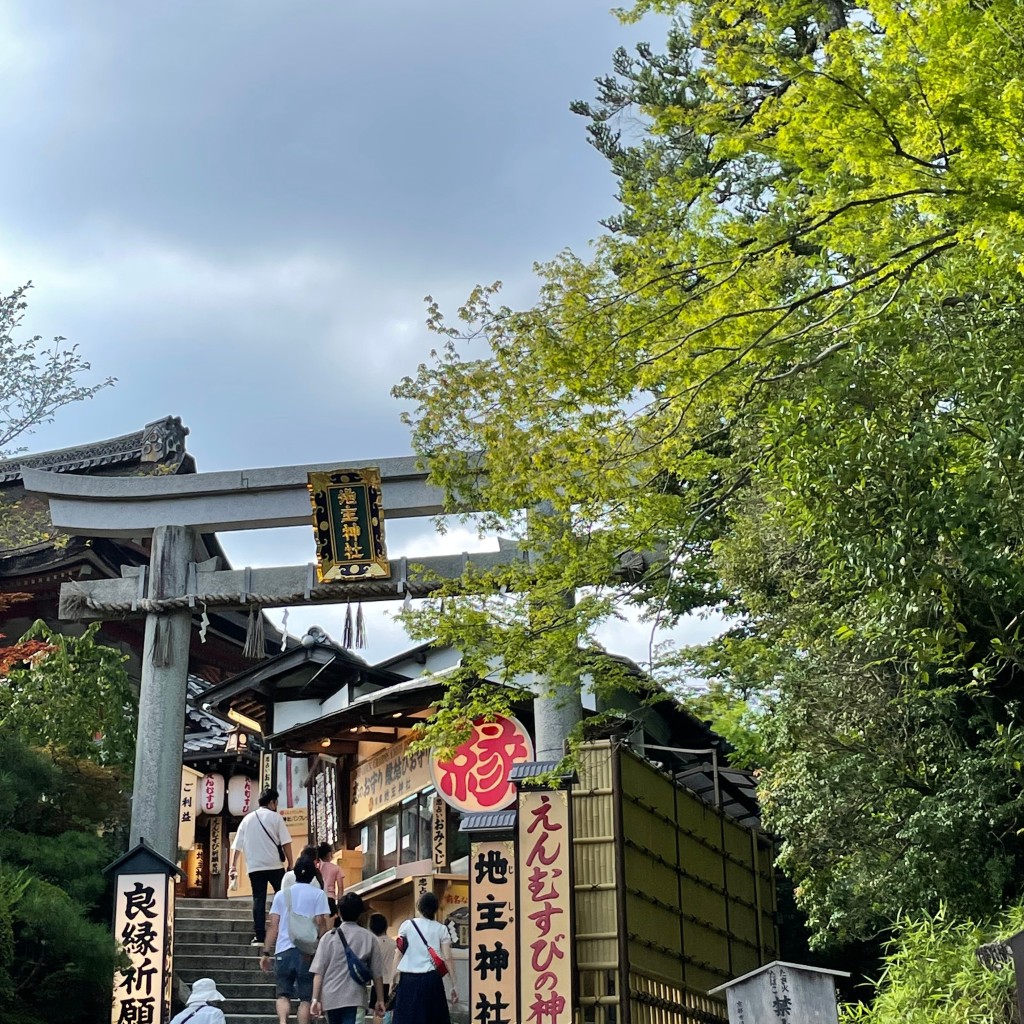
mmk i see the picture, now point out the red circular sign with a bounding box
[430,715,534,812]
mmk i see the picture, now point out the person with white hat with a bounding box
[169,978,227,1024]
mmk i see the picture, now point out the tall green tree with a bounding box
[0,734,129,1024]
[394,0,1024,943]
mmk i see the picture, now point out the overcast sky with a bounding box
[1,1,720,665]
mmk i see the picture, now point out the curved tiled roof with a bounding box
[0,415,190,484]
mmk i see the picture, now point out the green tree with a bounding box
[0,621,136,770]
[394,0,1024,943]
[0,734,129,1024]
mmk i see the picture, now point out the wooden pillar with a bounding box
[130,524,195,861]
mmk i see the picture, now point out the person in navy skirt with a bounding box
[392,892,458,1024]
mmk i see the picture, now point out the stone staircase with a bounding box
[175,897,281,1024]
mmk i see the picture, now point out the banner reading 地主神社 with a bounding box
[470,839,518,1024]
[517,790,574,1024]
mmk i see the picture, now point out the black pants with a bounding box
[248,868,285,941]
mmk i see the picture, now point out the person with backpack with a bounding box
[392,892,458,1024]
[259,859,331,1024]
[310,891,386,1024]
[169,978,227,1024]
[228,786,294,947]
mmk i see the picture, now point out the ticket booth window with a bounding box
[380,809,400,871]
[400,791,434,865]
[359,821,378,876]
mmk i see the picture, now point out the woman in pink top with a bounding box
[316,843,343,920]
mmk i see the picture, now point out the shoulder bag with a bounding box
[410,919,448,977]
[285,886,321,955]
[254,809,286,861]
[336,926,375,985]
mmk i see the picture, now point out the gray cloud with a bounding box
[0,1,709,666]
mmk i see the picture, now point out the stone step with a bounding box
[174,966,269,984]
[177,942,275,958]
[177,901,256,917]
[193,978,274,995]
[222,1016,293,1023]
[177,905,255,918]
[176,915,254,931]
[176,929,261,945]
[199,997,282,1014]
[221,1015,372,1024]
[176,950,266,966]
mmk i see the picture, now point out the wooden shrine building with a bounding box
[200,633,778,1024]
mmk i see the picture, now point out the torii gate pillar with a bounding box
[131,524,195,859]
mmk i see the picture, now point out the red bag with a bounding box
[411,920,449,977]
[428,946,449,977]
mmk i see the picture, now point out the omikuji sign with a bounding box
[432,796,447,869]
[308,468,390,582]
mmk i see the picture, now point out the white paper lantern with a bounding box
[199,773,225,815]
[228,774,256,816]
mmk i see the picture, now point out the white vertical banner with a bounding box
[178,767,203,853]
[277,754,310,809]
[111,872,171,1024]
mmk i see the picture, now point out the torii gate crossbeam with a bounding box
[22,461,584,861]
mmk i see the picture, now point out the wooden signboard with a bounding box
[350,735,432,823]
[517,791,573,1024]
[471,839,518,1024]
[111,873,174,1024]
[432,796,448,869]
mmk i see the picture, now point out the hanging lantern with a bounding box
[228,774,256,816]
[199,773,225,815]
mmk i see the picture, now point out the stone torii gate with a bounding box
[23,458,587,862]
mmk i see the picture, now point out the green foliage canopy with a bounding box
[0,621,137,769]
[841,903,1023,1024]
[394,0,1024,942]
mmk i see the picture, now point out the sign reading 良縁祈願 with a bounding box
[106,841,183,1024]
[307,468,389,582]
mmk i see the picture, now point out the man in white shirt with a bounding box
[229,786,294,947]
[259,859,331,1024]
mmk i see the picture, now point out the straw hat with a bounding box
[187,978,226,1004]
